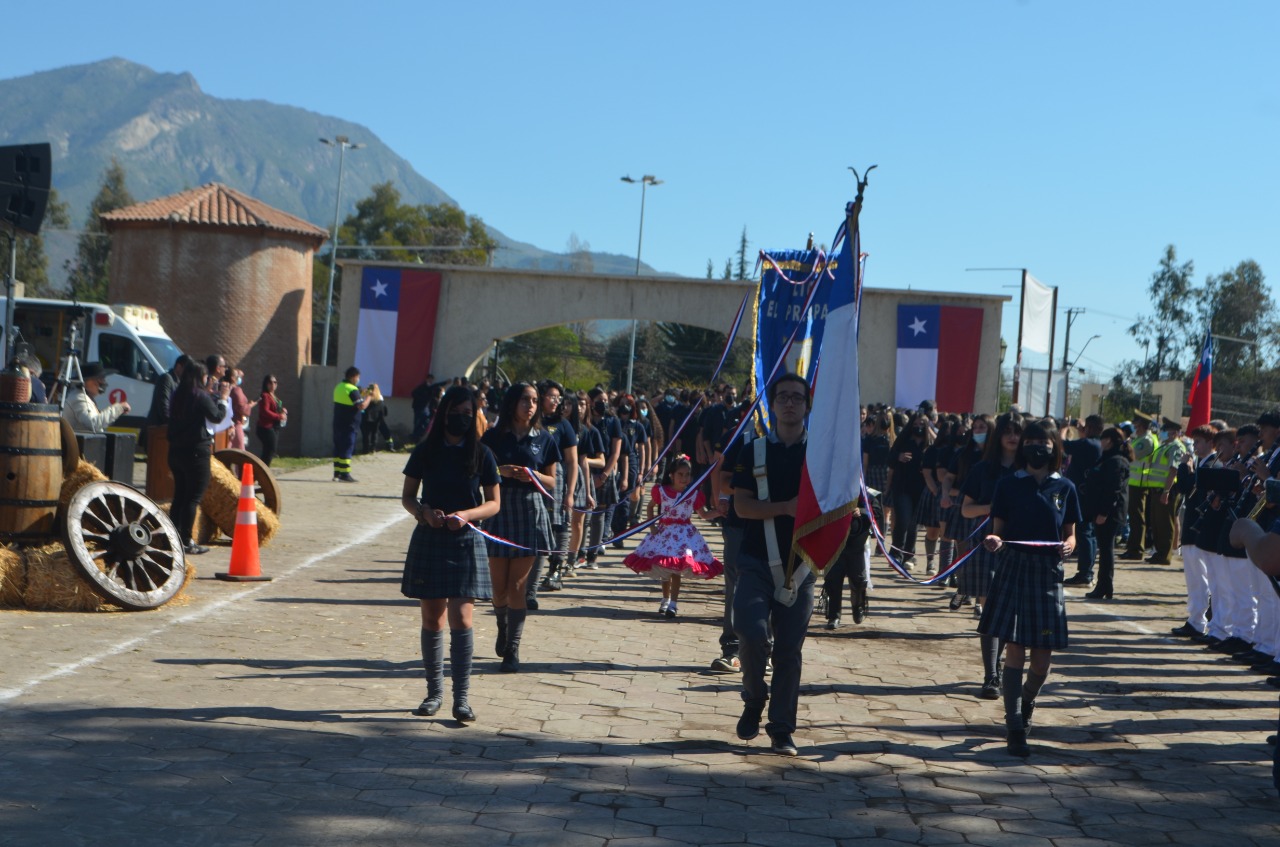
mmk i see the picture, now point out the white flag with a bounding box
[1021,273,1055,355]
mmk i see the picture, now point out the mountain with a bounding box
[0,58,656,280]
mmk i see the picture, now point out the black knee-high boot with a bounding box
[494,606,508,658]
[450,628,476,722]
[1002,667,1029,756]
[502,608,527,672]
[414,628,445,716]
[1022,669,1047,733]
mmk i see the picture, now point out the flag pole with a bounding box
[1012,269,1026,408]
[1044,285,1059,417]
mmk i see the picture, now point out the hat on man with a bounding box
[1161,416,1182,431]
[79,362,115,383]
[1132,409,1156,424]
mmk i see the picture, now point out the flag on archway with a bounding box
[1187,330,1213,430]
[793,203,864,572]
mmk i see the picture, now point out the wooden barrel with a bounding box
[0,402,63,542]
[145,425,175,501]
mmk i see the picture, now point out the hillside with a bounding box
[0,58,655,280]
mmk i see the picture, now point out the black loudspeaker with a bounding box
[105,432,137,484]
[76,433,108,475]
[0,143,52,237]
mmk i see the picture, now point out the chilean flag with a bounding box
[353,268,442,397]
[894,304,984,413]
[1187,330,1213,429]
[793,206,862,573]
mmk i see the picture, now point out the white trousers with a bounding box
[1180,544,1211,633]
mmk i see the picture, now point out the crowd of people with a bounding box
[387,369,1280,766]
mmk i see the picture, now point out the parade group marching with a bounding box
[326,365,1280,766]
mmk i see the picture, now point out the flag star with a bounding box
[371,280,389,298]
[909,316,927,336]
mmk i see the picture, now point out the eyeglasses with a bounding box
[773,392,807,406]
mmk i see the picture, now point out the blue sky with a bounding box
[5,1,1278,386]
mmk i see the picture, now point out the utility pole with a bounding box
[1061,307,1085,371]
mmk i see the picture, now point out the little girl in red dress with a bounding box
[624,457,723,618]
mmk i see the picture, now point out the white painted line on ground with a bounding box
[0,511,410,706]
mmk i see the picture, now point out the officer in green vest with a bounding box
[1121,410,1160,560]
[1144,417,1188,564]
[333,366,369,482]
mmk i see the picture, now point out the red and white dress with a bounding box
[624,485,723,580]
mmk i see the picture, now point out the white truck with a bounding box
[0,297,183,433]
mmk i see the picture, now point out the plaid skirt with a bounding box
[401,523,493,600]
[549,462,567,526]
[865,464,889,496]
[977,546,1068,649]
[485,485,554,559]
[955,543,997,597]
[573,468,589,510]
[918,488,941,527]
[946,506,978,541]
[594,471,619,506]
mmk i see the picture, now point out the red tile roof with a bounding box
[101,183,329,243]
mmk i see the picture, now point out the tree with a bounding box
[66,159,134,303]
[499,326,609,389]
[1126,245,1196,381]
[565,233,593,273]
[12,189,71,296]
[735,227,751,280]
[1195,259,1275,373]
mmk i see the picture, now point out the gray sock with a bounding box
[450,628,474,705]
[1022,669,1048,703]
[420,628,445,701]
[506,608,528,655]
[1002,666,1024,728]
[979,634,999,677]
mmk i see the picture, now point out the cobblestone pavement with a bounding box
[2,453,1278,845]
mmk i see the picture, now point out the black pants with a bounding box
[890,490,921,562]
[169,443,212,545]
[1094,519,1118,594]
[255,426,278,466]
[823,531,869,620]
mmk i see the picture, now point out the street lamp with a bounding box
[620,174,662,394]
[319,135,364,366]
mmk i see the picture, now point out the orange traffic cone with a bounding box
[216,462,272,582]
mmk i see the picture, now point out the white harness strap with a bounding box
[753,436,810,607]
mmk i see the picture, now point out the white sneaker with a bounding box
[658,599,669,615]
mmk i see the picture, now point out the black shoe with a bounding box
[736,705,763,740]
[452,702,476,723]
[1063,574,1092,586]
[1215,637,1252,654]
[184,543,209,555]
[1083,588,1113,600]
[501,648,520,673]
[1253,661,1280,675]
[1268,735,1278,745]
[1170,623,1200,638]
[1267,677,1280,689]
[611,540,625,550]
[825,618,841,631]
[1146,556,1171,565]
[413,696,442,717]
[1235,649,1273,665]
[769,732,799,757]
[852,585,868,624]
[1006,727,1030,757]
[979,675,1000,700]
[1117,552,1146,561]
[526,597,539,611]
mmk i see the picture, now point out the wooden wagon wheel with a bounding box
[213,448,282,516]
[63,481,187,610]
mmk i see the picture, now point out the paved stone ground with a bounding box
[2,453,1278,846]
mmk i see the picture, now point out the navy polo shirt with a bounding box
[961,459,1015,506]
[888,435,927,496]
[720,430,753,529]
[544,416,579,466]
[991,471,1081,543]
[481,427,562,489]
[403,442,499,515]
[731,433,807,560]
[1062,437,1102,487]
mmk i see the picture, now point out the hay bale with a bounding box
[60,460,109,510]
[22,543,110,612]
[201,458,280,547]
[0,545,26,607]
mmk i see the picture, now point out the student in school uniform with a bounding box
[481,383,561,673]
[978,419,1081,758]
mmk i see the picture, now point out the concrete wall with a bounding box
[108,223,317,453]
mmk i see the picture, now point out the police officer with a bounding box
[1120,411,1159,560]
[1144,417,1188,564]
[332,366,369,482]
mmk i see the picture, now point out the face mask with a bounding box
[972,432,987,445]
[913,426,925,435]
[1023,443,1053,469]
[445,414,470,437]
[640,409,648,417]
[235,377,242,386]
[664,395,675,404]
